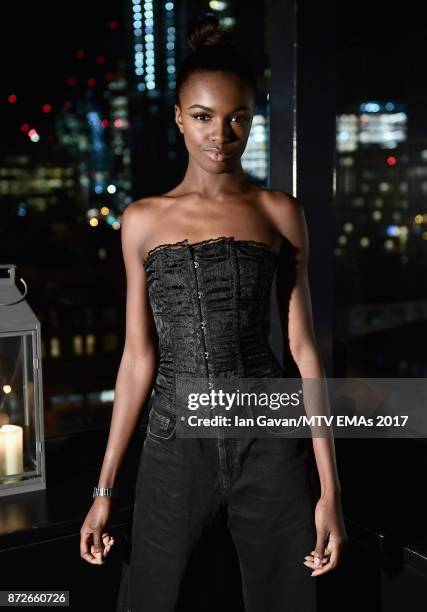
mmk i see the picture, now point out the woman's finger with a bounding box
[310,539,343,576]
[310,548,331,557]
[103,538,115,556]
[80,530,103,564]
[91,530,106,564]
[304,554,328,565]
[100,533,114,557]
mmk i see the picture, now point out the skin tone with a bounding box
[80,68,348,575]
[173,71,256,196]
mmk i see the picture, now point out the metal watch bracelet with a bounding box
[93,486,119,499]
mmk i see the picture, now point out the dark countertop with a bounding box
[335,437,427,574]
[0,426,143,549]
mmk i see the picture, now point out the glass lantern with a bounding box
[0,264,46,497]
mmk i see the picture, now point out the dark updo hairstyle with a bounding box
[175,14,257,105]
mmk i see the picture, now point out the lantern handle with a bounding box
[0,276,28,306]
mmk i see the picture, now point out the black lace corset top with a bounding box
[142,236,284,409]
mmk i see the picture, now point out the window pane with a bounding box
[0,1,270,435]
[335,6,427,377]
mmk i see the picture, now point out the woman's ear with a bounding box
[174,104,184,133]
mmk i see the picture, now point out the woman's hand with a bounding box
[80,497,116,565]
[303,490,348,576]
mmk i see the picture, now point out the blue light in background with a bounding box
[17,202,27,217]
[386,224,399,237]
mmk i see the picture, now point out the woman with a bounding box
[80,14,347,612]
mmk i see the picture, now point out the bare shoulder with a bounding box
[122,196,158,228]
[258,188,307,246]
[121,196,165,243]
[258,187,301,220]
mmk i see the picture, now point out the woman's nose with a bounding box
[209,120,230,143]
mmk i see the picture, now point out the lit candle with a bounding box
[0,424,23,482]
[0,411,10,427]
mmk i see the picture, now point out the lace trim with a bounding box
[144,235,279,263]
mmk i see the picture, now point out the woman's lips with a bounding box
[204,149,230,162]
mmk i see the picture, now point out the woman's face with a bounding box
[174,71,255,173]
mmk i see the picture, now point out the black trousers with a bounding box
[116,405,319,612]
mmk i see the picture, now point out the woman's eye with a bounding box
[191,113,248,123]
[231,115,248,123]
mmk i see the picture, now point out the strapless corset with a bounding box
[143,236,284,411]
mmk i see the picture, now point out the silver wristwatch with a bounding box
[93,486,118,499]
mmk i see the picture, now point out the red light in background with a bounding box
[66,77,78,86]
[42,104,52,113]
[87,77,96,87]
[101,119,110,128]
[20,123,30,132]
[75,49,85,60]
[96,55,105,64]
[63,101,72,109]
[387,156,397,166]
[8,94,17,103]
[105,72,113,81]
[114,118,123,128]
[109,20,119,30]
[28,128,38,137]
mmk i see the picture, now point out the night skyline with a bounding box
[1,1,124,151]
[0,0,426,437]
[2,1,426,151]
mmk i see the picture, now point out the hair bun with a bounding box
[187,15,230,52]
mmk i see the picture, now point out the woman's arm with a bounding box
[270,190,347,574]
[96,201,159,490]
[275,194,341,494]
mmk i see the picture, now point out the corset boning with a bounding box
[143,236,284,412]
